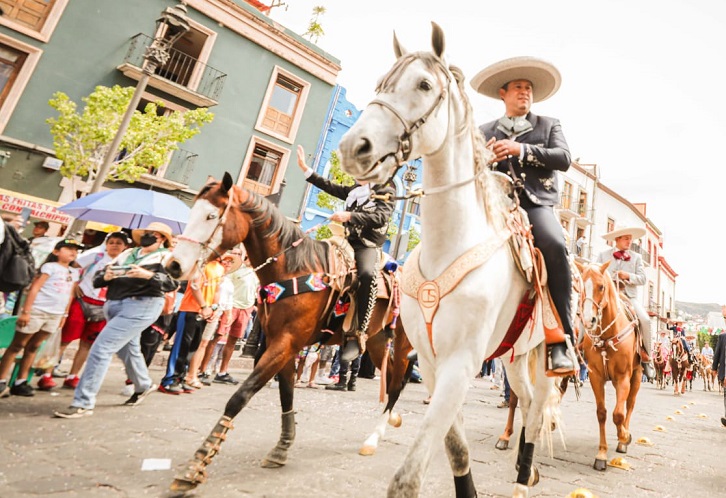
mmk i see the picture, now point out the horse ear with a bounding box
[600,260,611,272]
[431,21,445,59]
[221,172,234,193]
[393,31,407,59]
[574,260,586,273]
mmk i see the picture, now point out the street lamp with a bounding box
[391,162,418,259]
[69,3,191,234]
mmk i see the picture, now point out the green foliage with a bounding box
[47,85,213,191]
[315,225,333,240]
[407,225,421,252]
[315,150,355,211]
[303,6,326,43]
[697,331,718,349]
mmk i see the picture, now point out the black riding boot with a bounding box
[347,375,357,391]
[326,372,347,391]
[241,318,262,358]
[548,342,575,373]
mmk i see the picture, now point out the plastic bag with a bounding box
[33,331,62,370]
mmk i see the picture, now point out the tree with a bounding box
[47,85,213,197]
[302,6,326,43]
[314,150,354,241]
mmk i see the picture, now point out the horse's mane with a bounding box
[200,183,329,274]
[239,190,329,274]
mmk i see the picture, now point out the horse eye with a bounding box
[599,285,605,292]
[206,213,218,221]
[419,80,432,91]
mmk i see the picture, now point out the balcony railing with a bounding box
[120,34,227,106]
[142,148,197,189]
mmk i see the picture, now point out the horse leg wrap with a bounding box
[515,427,526,471]
[515,442,535,485]
[261,410,296,468]
[454,471,478,498]
[170,415,234,490]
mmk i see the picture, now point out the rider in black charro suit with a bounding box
[297,145,395,364]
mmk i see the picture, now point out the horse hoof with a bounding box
[616,443,628,454]
[528,466,540,486]
[260,458,284,468]
[359,445,376,456]
[170,478,198,492]
[593,459,607,471]
[495,438,510,450]
[388,412,402,428]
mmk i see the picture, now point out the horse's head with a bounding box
[339,22,483,184]
[576,260,617,333]
[167,172,242,279]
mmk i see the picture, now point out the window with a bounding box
[561,181,572,209]
[239,139,290,196]
[0,36,42,133]
[410,196,421,217]
[154,22,214,91]
[256,66,310,143]
[0,0,68,42]
[606,217,615,246]
[577,190,587,217]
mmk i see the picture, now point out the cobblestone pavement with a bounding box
[1,358,724,498]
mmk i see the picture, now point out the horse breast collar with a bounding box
[401,233,511,355]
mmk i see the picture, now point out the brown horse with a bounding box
[165,173,413,491]
[653,341,669,390]
[669,339,690,395]
[576,261,642,471]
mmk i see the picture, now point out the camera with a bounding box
[109,265,132,277]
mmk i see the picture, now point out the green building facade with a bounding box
[0,0,340,231]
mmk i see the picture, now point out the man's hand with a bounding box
[296,145,308,172]
[125,265,153,280]
[490,139,522,163]
[616,270,630,281]
[330,211,352,223]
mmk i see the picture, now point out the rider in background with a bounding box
[472,57,575,374]
[296,145,395,362]
[596,225,655,381]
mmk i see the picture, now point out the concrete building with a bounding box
[0,0,340,234]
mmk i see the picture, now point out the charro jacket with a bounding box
[713,332,726,383]
[306,172,395,248]
[596,248,647,300]
[479,112,571,206]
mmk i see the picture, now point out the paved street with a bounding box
[1,357,724,498]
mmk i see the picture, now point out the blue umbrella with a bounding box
[58,188,190,233]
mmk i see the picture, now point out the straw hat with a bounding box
[221,249,244,273]
[131,221,173,247]
[470,56,561,103]
[601,225,646,241]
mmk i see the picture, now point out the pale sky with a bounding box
[271,0,726,305]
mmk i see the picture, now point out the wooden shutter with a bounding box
[0,0,55,31]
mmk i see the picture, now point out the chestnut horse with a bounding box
[577,260,642,471]
[669,339,690,395]
[165,174,413,491]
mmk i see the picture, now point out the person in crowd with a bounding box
[57,232,130,388]
[159,255,224,394]
[0,238,82,397]
[668,320,693,362]
[186,252,235,388]
[53,222,177,417]
[575,235,586,257]
[712,330,726,427]
[204,250,258,385]
[498,369,511,408]
[138,288,178,368]
[596,225,655,381]
[297,144,395,362]
[473,56,575,374]
[29,221,50,241]
[700,340,714,361]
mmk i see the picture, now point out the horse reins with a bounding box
[177,186,237,266]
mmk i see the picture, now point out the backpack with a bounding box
[0,222,36,292]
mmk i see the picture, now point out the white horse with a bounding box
[338,23,560,498]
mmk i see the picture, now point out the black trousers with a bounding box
[352,244,378,332]
[521,197,574,340]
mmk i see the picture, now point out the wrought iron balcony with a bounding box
[118,33,227,107]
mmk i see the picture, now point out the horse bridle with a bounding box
[176,185,236,267]
[580,272,623,344]
[365,54,452,187]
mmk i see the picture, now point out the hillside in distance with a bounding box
[676,301,722,319]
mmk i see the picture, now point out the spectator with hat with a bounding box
[53,222,177,417]
[0,238,83,397]
[57,231,130,388]
[473,56,576,374]
[29,220,50,241]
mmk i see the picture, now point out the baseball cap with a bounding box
[54,238,84,250]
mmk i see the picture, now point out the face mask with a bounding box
[140,233,159,247]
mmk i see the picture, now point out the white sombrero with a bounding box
[470,56,561,103]
[601,225,646,241]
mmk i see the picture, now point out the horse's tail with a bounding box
[529,346,566,458]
